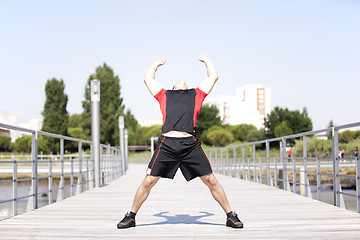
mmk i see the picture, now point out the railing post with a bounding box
[12,159,17,216]
[119,116,125,176]
[220,149,224,175]
[356,155,360,213]
[31,131,38,210]
[227,148,230,176]
[48,150,53,204]
[124,129,128,171]
[282,138,287,191]
[107,144,110,183]
[303,135,308,197]
[233,146,237,178]
[78,141,83,193]
[253,144,257,182]
[266,141,270,186]
[317,157,321,201]
[292,149,296,193]
[242,146,245,180]
[91,79,101,188]
[332,127,340,207]
[60,138,65,199]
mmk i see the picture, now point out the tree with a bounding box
[124,109,139,146]
[274,121,293,138]
[69,114,83,128]
[197,104,222,140]
[227,124,258,142]
[327,120,335,140]
[82,63,124,146]
[0,135,11,152]
[339,130,357,143]
[13,135,32,153]
[203,126,234,147]
[265,106,312,139]
[247,128,266,142]
[41,78,69,153]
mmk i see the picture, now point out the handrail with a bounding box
[205,121,360,213]
[0,122,128,221]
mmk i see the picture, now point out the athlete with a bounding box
[117,54,243,229]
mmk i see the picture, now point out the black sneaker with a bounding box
[226,212,244,228]
[117,213,136,229]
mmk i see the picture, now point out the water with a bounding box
[0,179,88,221]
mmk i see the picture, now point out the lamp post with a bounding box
[91,80,101,187]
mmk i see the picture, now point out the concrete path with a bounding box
[1,163,360,239]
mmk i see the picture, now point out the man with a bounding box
[117,54,243,229]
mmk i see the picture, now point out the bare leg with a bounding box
[130,175,160,213]
[200,173,231,213]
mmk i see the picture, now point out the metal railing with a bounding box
[205,122,360,213]
[0,123,127,220]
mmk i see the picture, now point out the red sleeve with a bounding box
[154,88,166,102]
[195,88,208,101]
[154,89,167,125]
[193,88,208,127]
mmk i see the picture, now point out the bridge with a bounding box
[0,122,360,239]
[1,163,360,239]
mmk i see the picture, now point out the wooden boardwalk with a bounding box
[1,163,360,239]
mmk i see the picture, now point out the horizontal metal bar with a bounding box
[335,122,360,130]
[0,179,15,184]
[0,198,14,204]
[0,123,35,133]
[37,130,92,144]
[17,177,34,182]
[338,191,356,197]
[338,175,356,179]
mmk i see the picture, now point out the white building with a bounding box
[0,112,41,142]
[205,84,271,129]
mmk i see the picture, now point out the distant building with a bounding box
[205,84,271,129]
[138,119,162,127]
[0,112,41,142]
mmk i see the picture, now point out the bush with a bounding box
[0,135,11,152]
[339,130,357,143]
[13,135,32,153]
[203,126,234,147]
[293,136,333,157]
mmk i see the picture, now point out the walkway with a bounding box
[0,163,360,239]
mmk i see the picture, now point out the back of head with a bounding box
[173,80,188,90]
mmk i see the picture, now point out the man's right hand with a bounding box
[152,58,166,67]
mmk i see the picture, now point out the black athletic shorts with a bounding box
[146,135,213,181]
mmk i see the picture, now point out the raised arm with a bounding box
[198,53,219,94]
[144,58,166,96]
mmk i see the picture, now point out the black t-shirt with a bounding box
[154,88,208,135]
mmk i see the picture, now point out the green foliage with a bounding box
[82,63,124,146]
[124,109,139,146]
[203,126,234,147]
[339,130,357,143]
[196,104,222,140]
[247,129,266,142]
[226,124,257,141]
[265,106,312,139]
[66,127,87,152]
[274,121,293,138]
[293,137,333,157]
[0,135,11,152]
[41,78,69,153]
[13,135,32,153]
[68,114,82,128]
[134,125,162,145]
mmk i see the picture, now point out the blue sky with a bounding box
[1,0,359,130]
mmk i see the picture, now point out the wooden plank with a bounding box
[0,163,360,239]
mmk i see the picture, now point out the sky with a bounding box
[0,0,359,130]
